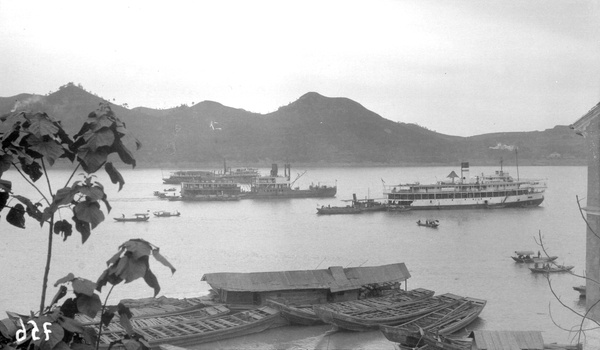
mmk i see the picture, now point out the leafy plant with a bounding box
[0,103,175,350]
[0,102,139,313]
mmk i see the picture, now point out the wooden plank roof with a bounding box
[201,263,410,293]
[470,330,544,350]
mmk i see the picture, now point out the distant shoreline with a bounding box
[135,158,586,169]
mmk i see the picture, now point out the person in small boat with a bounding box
[122,214,125,218]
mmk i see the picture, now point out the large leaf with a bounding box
[106,248,124,267]
[56,316,84,334]
[100,311,115,327]
[152,249,176,274]
[77,146,109,173]
[59,298,78,318]
[28,113,59,138]
[53,219,72,241]
[114,255,148,283]
[72,278,96,297]
[29,140,64,166]
[50,187,77,211]
[121,239,152,260]
[83,128,115,151]
[105,162,125,191]
[19,158,42,182]
[0,191,8,212]
[79,327,98,346]
[143,268,160,297]
[73,184,105,202]
[49,285,67,307]
[0,179,12,192]
[119,314,134,337]
[73,201,105,229]
[95,266,123,292]
[32,322,64,350]
[13,195,44,223]
[54,273,76,286]
[0,154,13,177]
[6,203,25,228]
[112,138,136,168]
[72,215,91,244]
[75,293,102,319]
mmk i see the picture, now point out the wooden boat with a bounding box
[96,306,282,349]
[90,305,231,333]
[417,219,439,228]
[352,195,388,212]
[267,288,435,326]
[396,332,472,350]
[529,264,574,273]
[114,213,150,222]
[313,292,449,332]
[76,298,222,325]
[153,210,181,217]
[574,285,586,298]
[511,250,558,263]
[316,205,362,215]
[379,294,486,347]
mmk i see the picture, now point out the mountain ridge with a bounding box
[0,83,586,167]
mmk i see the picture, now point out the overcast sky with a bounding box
[1,0,599,136]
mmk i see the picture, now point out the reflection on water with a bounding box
[0,165,588,347]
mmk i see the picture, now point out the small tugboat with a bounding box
[242,164,336,199]
[317,204,362,215]
[417,219,439,228]
[114,212,150,222]
[153,210,181,217]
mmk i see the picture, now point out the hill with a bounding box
[0,83,586,166]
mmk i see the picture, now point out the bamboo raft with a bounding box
[379,294,486,347]
[313,292,454,332]
[97,306,282,349]
[267,288,435,326]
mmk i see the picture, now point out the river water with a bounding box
[0,165,588,349]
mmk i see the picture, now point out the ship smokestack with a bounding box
[284,164,291,180]
[271,164,278,177]
[461,162,470,184]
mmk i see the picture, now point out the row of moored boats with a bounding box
[25,261,573,350]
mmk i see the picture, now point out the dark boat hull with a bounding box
[243,187,337,199]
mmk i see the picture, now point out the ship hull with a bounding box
[393,194,544,210]
[242,187,337,199]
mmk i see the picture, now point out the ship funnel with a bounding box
[271,164,278,177]
[461,162,470,184]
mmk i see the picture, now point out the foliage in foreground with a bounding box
[0,103,175,350]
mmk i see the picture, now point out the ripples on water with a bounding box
[0,165,588,348]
